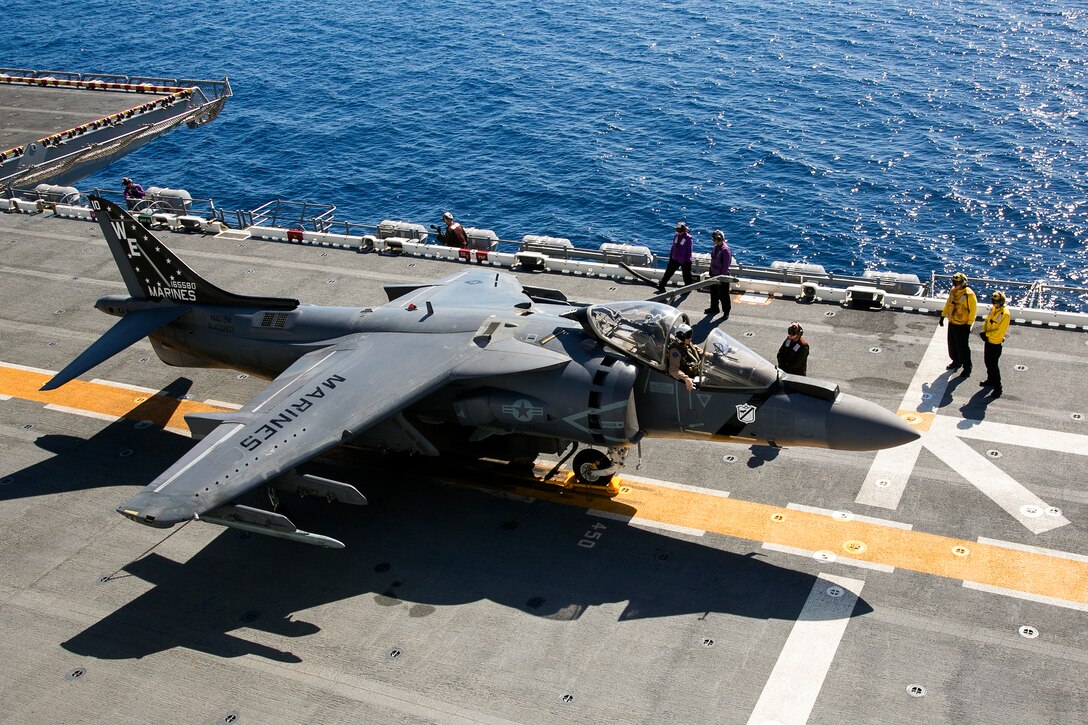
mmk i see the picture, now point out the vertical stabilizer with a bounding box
[89,195,299,309]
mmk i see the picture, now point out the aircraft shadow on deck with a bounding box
[0,378,195,503]
[60,453,873,663]
[5,378,873,662]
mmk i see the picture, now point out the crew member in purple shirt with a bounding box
[122,177,145,210]
[656,221,694,293]
[705,229,732,319]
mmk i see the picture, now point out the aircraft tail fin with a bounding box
[89,195,299,309]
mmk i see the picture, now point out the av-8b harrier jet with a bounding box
[43,196,918,548]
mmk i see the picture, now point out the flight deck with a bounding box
[0,69,230,191]
[1,207,1086,724]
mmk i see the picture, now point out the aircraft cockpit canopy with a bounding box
[697,327,778,389]
[585,301,778,390]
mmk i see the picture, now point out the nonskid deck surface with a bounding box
[0,82,167,152]
[1,211,1085,724]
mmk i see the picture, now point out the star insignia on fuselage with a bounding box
[503,398,543,422]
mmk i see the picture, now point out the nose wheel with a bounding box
[573,448,618,486]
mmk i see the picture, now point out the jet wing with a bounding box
[402,268,537,311]
[116,332,476,527]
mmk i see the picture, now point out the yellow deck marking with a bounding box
[0,364,228,431]
[897,409,934,432]
[510,480,1088,606]
[3,362,1086,606]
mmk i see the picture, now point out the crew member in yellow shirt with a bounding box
[939,272,977,377]
[979,291,1010,399]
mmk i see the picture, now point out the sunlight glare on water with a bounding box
[5,0,1086,289]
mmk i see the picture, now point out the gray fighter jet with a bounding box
[43,196,918,548]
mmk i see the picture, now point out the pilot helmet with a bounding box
[673,323,693,341]
[991,291,1006,305]
[952,272,968,285]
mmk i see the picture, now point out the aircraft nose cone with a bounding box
[826,394,920,451]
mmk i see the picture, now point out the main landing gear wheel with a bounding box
[573,449,615,486]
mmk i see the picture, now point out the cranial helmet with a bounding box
[952,272,967,285]
[787,322,803,337]
[712,229,724,241]
[991,291,1006,305]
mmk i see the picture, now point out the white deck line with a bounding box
[203,399,244,410]
[746,573,866,725]
[856,324,1081,532]
[854,439,922,510]
[977,536,1088,564]
[786,502,913,530]
[89,378,162,394]
[901,323,957,414]
[587,509,706,537]
[618,472,732,498]
[43,404,188,435]
[923,433,1069,534]
[931,416,1088,456]
[856,324,949,508]
[0,361,57,375]
[43,403,119,423]
[761,542,895,573]
[962,581,1088,612]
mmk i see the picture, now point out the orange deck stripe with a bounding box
[513,481,1088,605]
[3,362,1086,605]
[0,364,228,431]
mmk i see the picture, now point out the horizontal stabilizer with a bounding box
[383,283,433,301]
[41,305,189,391]
[184,410,253,440]
[200,504,345,549]
[521,285,569,303]
[271,471,368,505]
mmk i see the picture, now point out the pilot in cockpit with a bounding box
[667,324,702,391]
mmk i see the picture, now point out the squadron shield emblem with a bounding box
[735,403,757,425]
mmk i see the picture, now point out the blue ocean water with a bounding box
[6,0,1088,288]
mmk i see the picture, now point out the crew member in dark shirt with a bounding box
[436,211,469,247]
[777,322,809,375]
